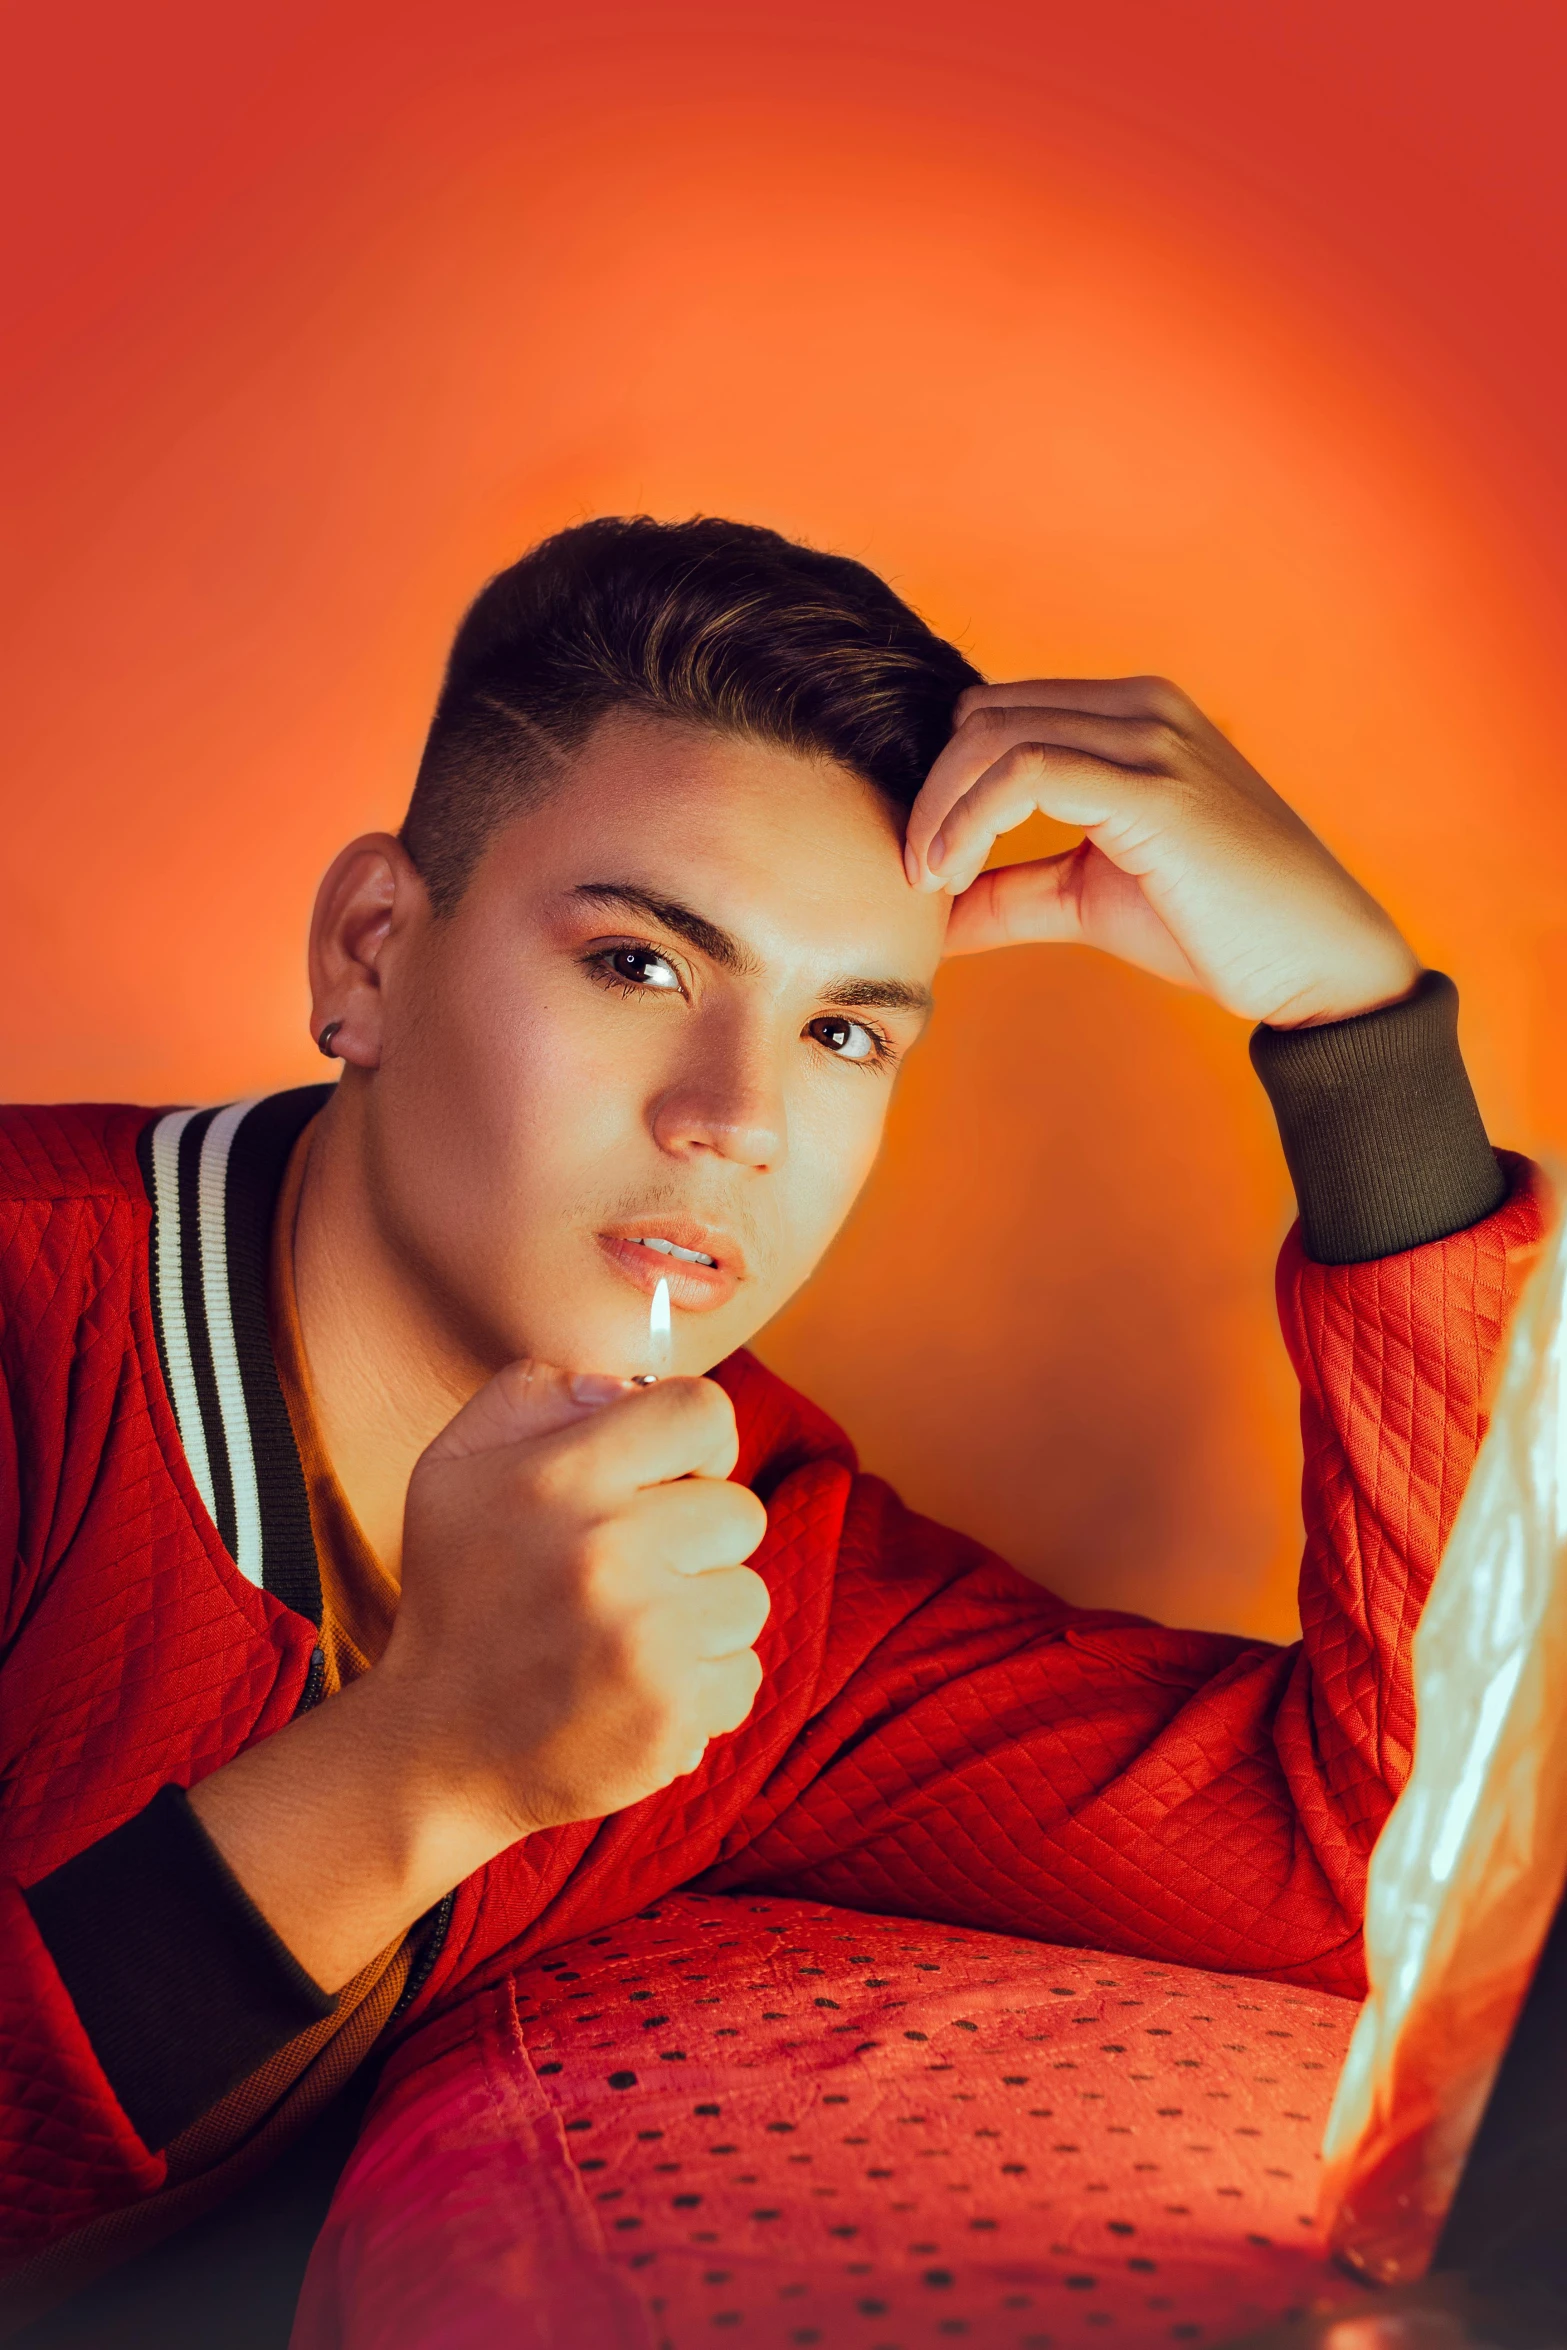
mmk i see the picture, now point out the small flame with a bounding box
[649,1275,672,1375]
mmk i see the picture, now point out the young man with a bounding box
[0,516,1542,2300]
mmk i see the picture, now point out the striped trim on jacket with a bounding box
[133,1085,332,1624]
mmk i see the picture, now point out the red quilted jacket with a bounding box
[0,1094,1546,2260]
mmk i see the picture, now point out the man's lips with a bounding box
[597,1219,744,1312]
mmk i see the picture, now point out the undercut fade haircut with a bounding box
[399,515,983,911]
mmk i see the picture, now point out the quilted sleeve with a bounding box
[0,1296,15,1632]
[703,1158,1548,1998]
[0,1352,166,2256]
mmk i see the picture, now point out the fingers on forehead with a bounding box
[910,713,1065,840]
[967,707,1176,766]
[921,724,1165,847]
[942,750,1057,840]
[955,674,1191,724]
[940,743,1162,865]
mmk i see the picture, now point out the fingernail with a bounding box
[926,830,947,877]
[570,1372,632,1405]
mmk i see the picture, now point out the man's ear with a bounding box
[307,833,430,1069]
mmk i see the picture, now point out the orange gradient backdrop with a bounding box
[5,2,1566,1638]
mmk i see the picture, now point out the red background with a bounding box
[5,1,1565,1638]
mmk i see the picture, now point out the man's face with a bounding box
[362,711,949,1379]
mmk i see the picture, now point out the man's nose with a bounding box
[648,1038,785,1171]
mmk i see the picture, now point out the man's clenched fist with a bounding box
[188,1362,769,1990]
[383,1363,770,1841]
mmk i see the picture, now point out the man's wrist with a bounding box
[187,1671,506,1994]
[1263,955,1424,1030]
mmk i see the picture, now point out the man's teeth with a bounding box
[631,1235,717,1268]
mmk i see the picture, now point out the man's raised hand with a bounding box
[905,675,1421,1029]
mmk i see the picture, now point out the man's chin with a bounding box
[488,1290,756,1385]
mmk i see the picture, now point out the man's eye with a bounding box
[808,1014,880,1063]
[601,946,681,991]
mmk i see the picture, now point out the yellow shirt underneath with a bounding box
[268,1117,400,1692]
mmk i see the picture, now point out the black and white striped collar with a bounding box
[136,1086,334,1625]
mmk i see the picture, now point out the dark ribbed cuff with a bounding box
[1249,969,1505,1265]
[23,1785,336,2151]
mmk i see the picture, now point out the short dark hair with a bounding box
[399,515,982,910]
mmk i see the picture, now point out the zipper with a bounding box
[393,1891,455,2020]
[293,1643,327,1716]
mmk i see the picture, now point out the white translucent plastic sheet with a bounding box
[1319,1194,1567,2283]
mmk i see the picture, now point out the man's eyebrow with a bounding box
[823,976,935,1019]
[571,882,758,974]
[570,881,934,1018]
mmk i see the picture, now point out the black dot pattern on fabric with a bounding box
[502,1893,1358,2347]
